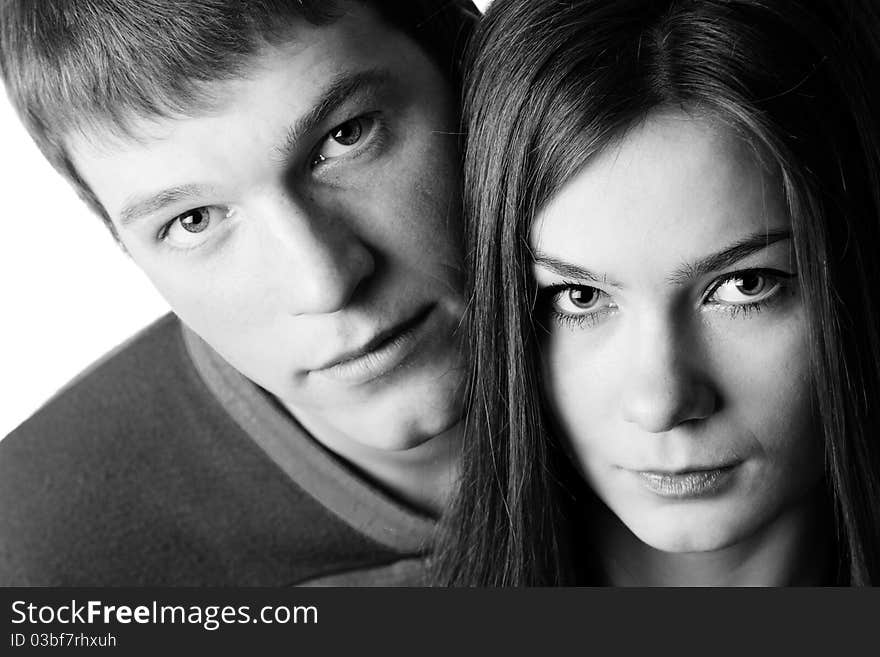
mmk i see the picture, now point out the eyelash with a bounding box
[309,112,388,171]
[553,307,613,330]
[157,206,233,252]
[154,114,389,250]
[540,281,617,330]
[703,268,797,318]
[540,268,797,330]
[152,108,391,252]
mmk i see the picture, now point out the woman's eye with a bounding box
[312,117,375,166]
[161,206,232,249]
[542,284,616,330]
[554,286,604,313]
[709,271,782,305]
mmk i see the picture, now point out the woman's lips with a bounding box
[635,464,738,499]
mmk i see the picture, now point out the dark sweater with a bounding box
[0,314,435,586]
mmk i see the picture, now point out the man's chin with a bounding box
[280,377,464,453]
[352,405,464,453]
[339,358,466,451]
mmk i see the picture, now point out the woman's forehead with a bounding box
[531,111,789,280]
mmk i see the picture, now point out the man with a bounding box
[0,0,478,585]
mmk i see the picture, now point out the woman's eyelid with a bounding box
[547,281,616,314]
[541,273,615,294]
[543,281,601,301]
[703,267,795,303]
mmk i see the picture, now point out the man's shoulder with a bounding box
[0,316,418,585]
[2,311,194,451]
[0,313,224,585]
[19,312,195,428]
[6,312,224,446]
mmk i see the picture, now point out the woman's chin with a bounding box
[616,504,753,554]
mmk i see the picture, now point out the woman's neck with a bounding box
[591,488,832,587]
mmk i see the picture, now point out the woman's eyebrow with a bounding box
[532,228,791,286]
[531,251,621,287]
[667,228,792,284]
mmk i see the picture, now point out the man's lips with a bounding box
[310,304,435,374]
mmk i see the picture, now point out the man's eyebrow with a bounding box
[119,184,213,227]
[117,69,395,227]
[274,68,395,161]
[668,228,792,284]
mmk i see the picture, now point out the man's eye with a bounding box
[312,117,375,166]
[160,206,233,249]
[177,208,211,233]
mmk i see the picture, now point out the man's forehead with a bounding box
[62,3,414,153]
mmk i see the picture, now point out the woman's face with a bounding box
[531,111,823,553]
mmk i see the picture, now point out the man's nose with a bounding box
[260,194,375,315]
[620,317,717,433]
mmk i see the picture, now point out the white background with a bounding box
[0,1,493,437]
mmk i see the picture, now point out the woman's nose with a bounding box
[620,319,717,433]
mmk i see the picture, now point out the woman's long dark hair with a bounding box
[435,0,880,585]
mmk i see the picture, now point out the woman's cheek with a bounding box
[541,332,615,457]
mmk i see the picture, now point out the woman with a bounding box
[436,0,880,585]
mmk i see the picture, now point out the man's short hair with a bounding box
[0,0,478,231]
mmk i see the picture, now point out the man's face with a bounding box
[67,6,466,451]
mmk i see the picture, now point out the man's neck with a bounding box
[285,408,462,518]
[591,488,831,587]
